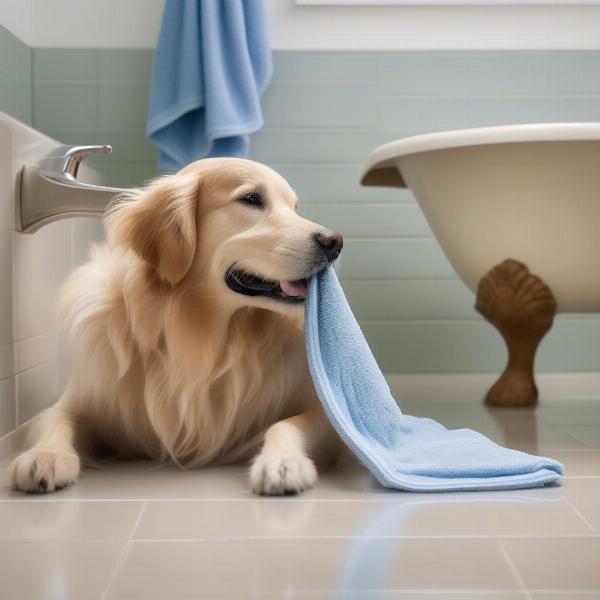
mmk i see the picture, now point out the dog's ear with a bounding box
[106,173,199,285]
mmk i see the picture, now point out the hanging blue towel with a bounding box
[147,0,272,170]
[305,267,564,492]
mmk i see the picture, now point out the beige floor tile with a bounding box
[530,594,600,599]
[106,592,529,600]
[0,461,252,501]
[495,424,586,452]
[1,397,598,599]
[0,500,144,541]
[540,408,600,427]
[0,460,411,502]
[134,494,589,541]
[109,538,519,595]
[544,450,600,477]
[502,537,600,591]
[559,426,600,449]
[561,478,600,531]
[0,540,123,599]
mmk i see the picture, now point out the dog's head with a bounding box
[106,158,342,312]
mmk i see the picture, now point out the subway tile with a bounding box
[338,238,456,279]
[361,320,505,373]
[0,25,30,79]
[93,161,159,188]
[33,48,99,82]
[0,72,19,121]
[33,81,99,131]
[14,334,51,373]
[0,343,17,382]
[98,81,149,130]
[0,76,32,125]
[250,129,395,163]
[361,318,600,374]
[98,48,153,81]
[13,220,72,341]
[0,377,16,439]
[70,217,105,267]
[42,128,157,162]
[15,360,59,425]
[15,78,32,124]
[0,71,31,125]
[11,39,30,85]
[377,51,600,97]
[3,45,600,383]
[341,279,476,320]
[540,317,600,373]
[272,51,377,82]
[377,96,600,132]
[271,163,414,204]
[300,202,432,237]
[262,81,377,128]
[0,222,13,347]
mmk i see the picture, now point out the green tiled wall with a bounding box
[0,27,31,125]
[31,46,157,187]
[2,24,600,373]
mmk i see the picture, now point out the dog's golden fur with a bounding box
[9,158,341,495]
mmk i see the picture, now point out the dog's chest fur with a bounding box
[62,251,315,466]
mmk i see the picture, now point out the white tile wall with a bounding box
[0,113,105,439]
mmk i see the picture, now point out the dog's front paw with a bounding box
[250,452,317,495]
[9,448,80,493]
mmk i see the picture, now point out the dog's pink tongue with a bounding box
[280,280,307,298]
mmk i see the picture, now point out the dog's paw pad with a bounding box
[8,449,80,493]
[250,453,317,495]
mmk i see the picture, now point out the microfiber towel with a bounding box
[305,267,564,492]
[147,0,272,170]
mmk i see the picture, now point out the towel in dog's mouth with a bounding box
[225,267,308,304]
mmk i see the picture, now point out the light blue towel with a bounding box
[305,267,564,492]
[147,0,272,170]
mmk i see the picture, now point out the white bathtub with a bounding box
[362,123,600,313]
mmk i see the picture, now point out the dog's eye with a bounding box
[239,193,263,209]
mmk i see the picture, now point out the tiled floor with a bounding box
[1,391,600,599]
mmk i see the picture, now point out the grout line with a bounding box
[498,540,532,600]
[99,500,147,600]
[377,93,600,100]
[300,201,417,208]
[1,494,600,505]
[341,235,434,240]
[339,277,459,283]
[89,533,600,542]
[562,495,598,534]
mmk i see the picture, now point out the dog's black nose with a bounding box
[314,229,343,262]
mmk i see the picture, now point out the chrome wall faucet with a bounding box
[19,144,128,232]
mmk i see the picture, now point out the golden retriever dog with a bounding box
[9,158,343,495]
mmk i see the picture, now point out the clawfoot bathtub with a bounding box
[362,123,600,407]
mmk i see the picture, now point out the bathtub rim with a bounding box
[361,122,600,188]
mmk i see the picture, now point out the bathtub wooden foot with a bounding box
[475,259,556,407]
